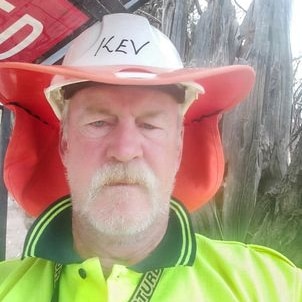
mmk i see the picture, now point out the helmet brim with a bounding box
[0,62,255,215]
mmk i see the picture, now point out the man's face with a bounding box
[61,85,183,237]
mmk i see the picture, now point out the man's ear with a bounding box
[176,125,184,172]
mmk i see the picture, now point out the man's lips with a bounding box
[105,182,141,186]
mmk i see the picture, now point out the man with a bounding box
[0,13,301,301]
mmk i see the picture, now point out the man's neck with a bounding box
[72,214,168,277]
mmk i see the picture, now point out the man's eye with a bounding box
[89,120,107,127]
[140,123,157,130]
[81,120,111,138]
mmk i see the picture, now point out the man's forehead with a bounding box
[80,105,171,120]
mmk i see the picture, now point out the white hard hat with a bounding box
[44,13,204,118]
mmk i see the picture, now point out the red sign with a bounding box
[0,0,90,63]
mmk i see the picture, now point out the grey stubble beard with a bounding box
[70,162,172,238]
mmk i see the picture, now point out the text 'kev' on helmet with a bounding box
[0,13,255,216]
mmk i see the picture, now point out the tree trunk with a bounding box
[189,0,239,66]
[250,129,302,264]
[221,0,293,241]
[189,0,300,265]
[161,0,190,61]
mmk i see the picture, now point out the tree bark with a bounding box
[250,130,302,264]
[221,0,293,241]
[190,0,298,261]
[189,0,239,66]
[161,0,190,61]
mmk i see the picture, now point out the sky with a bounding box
[237,0,301,57]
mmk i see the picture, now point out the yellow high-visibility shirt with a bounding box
[0,197,301,301]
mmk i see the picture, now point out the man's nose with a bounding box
[106,122,143,162]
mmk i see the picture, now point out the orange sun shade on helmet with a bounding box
[0,14,255,216]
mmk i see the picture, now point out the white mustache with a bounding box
[88,162,157,200]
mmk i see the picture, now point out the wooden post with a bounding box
[162,0,189,61]
[0,107,10,261]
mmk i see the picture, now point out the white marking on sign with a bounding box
[0,0,15,13]
[0,14,43,60]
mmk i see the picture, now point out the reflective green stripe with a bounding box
[23,197,71,257]
[170,200,193,266]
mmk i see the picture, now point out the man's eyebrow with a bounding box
[139,110,168,119]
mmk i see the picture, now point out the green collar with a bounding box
[22,196,196,273]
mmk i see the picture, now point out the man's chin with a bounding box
[82,209,156,237]
[91,185,150,209]
[77,196,168,237]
